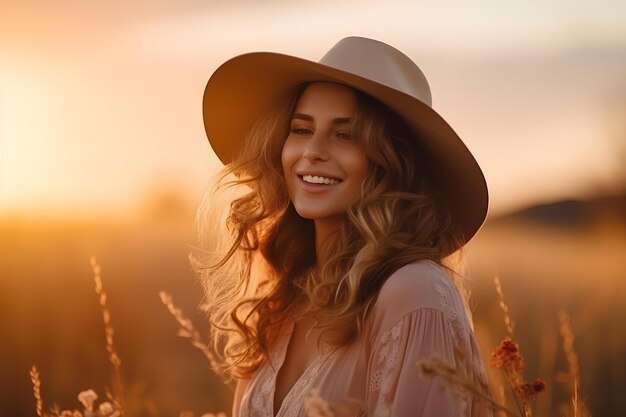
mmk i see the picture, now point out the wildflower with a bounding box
[77,390,98,412]
[99,401,120,417]
[518,379,547,400]
[532,379,546,392]
[490,337,525,374]
[490,337,546,416]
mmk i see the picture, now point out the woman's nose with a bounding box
[302,132,330,162]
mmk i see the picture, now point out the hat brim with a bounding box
[202,52,488,247]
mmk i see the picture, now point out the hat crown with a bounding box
[319,37,432,107]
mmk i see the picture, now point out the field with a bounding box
[1,196,624,416]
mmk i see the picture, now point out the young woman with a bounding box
[195,37,491,417]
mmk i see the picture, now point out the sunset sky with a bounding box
[1,0,625,218]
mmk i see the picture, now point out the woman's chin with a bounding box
[293,206,343,223]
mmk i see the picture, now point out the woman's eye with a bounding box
[291,127,312,135]
[336,131,352,140]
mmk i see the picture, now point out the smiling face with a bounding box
[281,82,369,225]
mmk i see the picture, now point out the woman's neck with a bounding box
[314,217,341,264]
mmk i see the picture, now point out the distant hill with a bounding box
[489,192,626,228]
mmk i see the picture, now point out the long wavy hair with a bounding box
[192,83,465,379]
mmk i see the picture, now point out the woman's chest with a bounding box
[273,320,323,414]
[239,327,367,417]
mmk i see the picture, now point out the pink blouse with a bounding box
[233,261,492,417]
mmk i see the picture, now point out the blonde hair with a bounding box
[192,84,465,379]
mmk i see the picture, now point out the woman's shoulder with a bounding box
[377,260,457,309]
[368,260,465,334]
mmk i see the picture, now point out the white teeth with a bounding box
[302,175,339,185]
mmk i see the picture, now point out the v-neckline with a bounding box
[271,321,298,417]
[271,321,325,417]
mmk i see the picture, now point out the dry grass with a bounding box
[159,291,221,373]
[90,256,125,413]
[28,258,126,417]
[28,258,222,417]
[418,354,521,417]
[494,275,515,339]
[489,275,546,417]
[557,311,591,417]
[30,365,43,417]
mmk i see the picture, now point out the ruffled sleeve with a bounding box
[365,262,492,417]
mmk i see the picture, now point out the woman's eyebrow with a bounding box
[332,117,352,125]
[291,113,352,125]
[292,112,313,121]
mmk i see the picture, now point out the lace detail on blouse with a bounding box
[430,266,471,357]
[250,365,273,414]
[370,320,403,417]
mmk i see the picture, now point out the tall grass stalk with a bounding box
[418,357,521,417]
[494,275,515,339]
[558,311,590,417]
[490,276,546,417]
[90,256,126,412]
[30,365,43,417]
[159,291,220,373]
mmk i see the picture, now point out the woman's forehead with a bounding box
[293,82,358,117]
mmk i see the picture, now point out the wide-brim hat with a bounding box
[202,36,488,248]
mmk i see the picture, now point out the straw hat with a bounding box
[202,36,488,246]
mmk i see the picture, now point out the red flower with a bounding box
[490,337,525,374]
[518,378,547,400]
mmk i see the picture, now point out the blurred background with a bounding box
[1,0,624,416]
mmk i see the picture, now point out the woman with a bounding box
[195,37,491,417]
